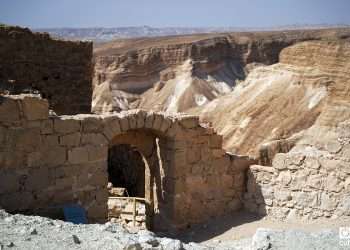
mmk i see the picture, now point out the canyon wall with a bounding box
[0,94,254,230]
[0,25,93,115]
[92,28,350,114]
[243,41,350,220]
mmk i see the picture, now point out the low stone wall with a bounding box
[0,26,93,115]
[244,122,350,220]
[0,94,255,229]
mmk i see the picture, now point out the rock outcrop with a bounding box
[92,28,350,114]
[193,40,350,159]
[0,25,93,115]
[240,41,350,220]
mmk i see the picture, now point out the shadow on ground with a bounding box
[157,210,263,243]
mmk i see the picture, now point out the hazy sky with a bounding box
[1,0,350,28]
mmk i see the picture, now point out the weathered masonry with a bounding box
[0,94,254,230]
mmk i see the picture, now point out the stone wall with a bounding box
[0,94,255,230]
[244,121,350,220]
[0,26,93,115]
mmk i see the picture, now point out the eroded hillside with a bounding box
[192,40,350,160]
[92,28,350,114]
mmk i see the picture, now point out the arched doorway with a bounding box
[106,130,166,230]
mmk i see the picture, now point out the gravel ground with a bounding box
[0,209,348,250]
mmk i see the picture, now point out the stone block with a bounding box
[119,116,129,132]
[128,115,137,129]
[68,146,89,164]
[326,175,343,192]
[81,116,103,133]
[209,135,223,148]
[272,153,287,170]
[178,116,199,129]
[0,96,20,122]
[13,128,41,153]
[0,171,20,194]
[135,111,146,128]
[27,151,42,167]
[102,117,121,140]
[41,120,53,134]
[87,145,108,162]
[81,133,107,146]
[305,158,321,170]
[60,132,81,146]
[145,113,155,129]
[54,117,81,134]
[277,171,292,186]
[42,146,67,167]
[42,134,59,147]
[22,96,49,120]
[325,141,342,154]
[153,113,163,130]
[160,118,172,133]
[187,146,201,163]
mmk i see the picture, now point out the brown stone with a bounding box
[60,133,81,147]
[22,96,49,121]
[54,118,81,134]
[41,120,53,134]
[0,97,20,122]
[68,146,89,164]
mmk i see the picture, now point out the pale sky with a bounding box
[1,0,349,28]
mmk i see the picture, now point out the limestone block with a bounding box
[294,191,318,207]
[164,177,186,194]
[42,146,66,167]
[42,135,59,147]
[160,118,172,133]
[228,199,242,211]
[305,158,321,170]
[54,117,81,134]
[307,174,324,189]
[274,189,292,202]
[320,193,338,211]
[186,146,201,164]
[341,144,350,158]
[60,133,81,147]
[22,96,49,120]
[27,151,42,167]
[325,174,343,192]
[212,149,226,158]
[325,141,342,154]
[89,172,108,186]
[87,145,108,162]
[0,96,20,122]
[145,113,155,129]
[135,111,147,129]
[277,171,292,186]
[81,116,103,133]
[41,120,53,134]
[102,117,121,140]
[128,115,137,129]
[234,172,245,189]
[0,151,26,168]
[272,153,287,170]
[68,146,89,164]
[13,128,41,153]
[152,113,164,130]
[81,133,107,146]
[119,116,129,132]
[221,174,234,189]
[178,116,199,129]
[209,135,223,148]
[290,170,309,191]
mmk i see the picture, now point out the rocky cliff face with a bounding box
[92,28,350,114]
[192,40,350,160]
[242,41,350,220]
[0,25,93,115]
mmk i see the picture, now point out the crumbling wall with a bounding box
[0,94,254,229]
[244,122,350,220]
[0,26,93,115]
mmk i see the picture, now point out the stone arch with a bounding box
[102,110,201,230]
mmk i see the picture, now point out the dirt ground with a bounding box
[170,211,350,244]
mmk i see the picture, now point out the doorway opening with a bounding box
[107,144,148,228]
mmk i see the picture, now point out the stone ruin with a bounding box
[0,94,254,231]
